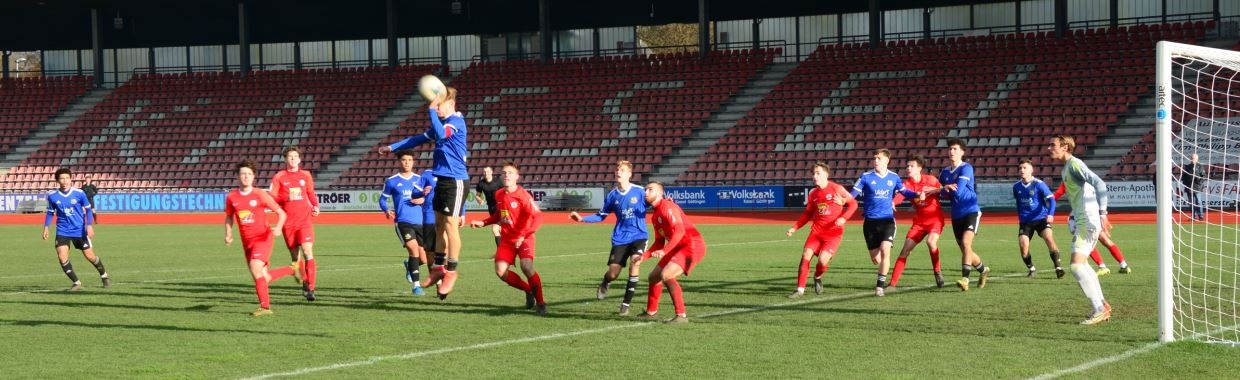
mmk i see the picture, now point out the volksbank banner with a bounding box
[664,186,783,209]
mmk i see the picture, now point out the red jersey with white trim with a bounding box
[649,199,703,253]
[481,185,543,244]
[226,188,282,242]
[270,169,319,225]
[793,182,857,235]
[895,175,943,224]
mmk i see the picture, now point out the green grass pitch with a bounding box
[1,222,1238,379]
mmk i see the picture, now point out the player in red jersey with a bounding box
[269,146,321,301]
[889,155,946,288]
[469,161,547,315]
[1053,182,1130,274]
[785,161,857,297]
[634,181,706,324]
[225,160,299,316]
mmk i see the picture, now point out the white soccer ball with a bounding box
[418,75,447,102]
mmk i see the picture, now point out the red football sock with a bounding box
[305,258,317,290]
[529,272,545,305]
[1106,244,1126,263]
[646,282,664,314]
[891,256,908,286]
[255,277,270,309]
[667,278,685,315]
[814,260,829,278]
[797,259,810,288]
[929,249,941,272]
[1089,249,1104,266]
[268,266,293,282]
[501,270,530,292]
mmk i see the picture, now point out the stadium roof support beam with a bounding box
[698,0,709,60]
[1110,0,1119,28]
[592,28,601,58]
[91,8,104,87]
[922,7,932,40]
[386,0,398,70]
[868,0,881,49]
[1,51,9,79]
[539,0,551,64]
[238,1,251,77]
[1054,0,1067,38]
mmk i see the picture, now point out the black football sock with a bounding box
[60,260,80,283]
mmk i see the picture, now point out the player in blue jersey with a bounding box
[418,168,441,290]
[380,150,430,296]
[1013,159,1063,279]
[569,160,650,315]
[851,149,918,296]
[42,168,111,291]
[934,138,991,291]
[380,87,469,299]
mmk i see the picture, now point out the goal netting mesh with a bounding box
[1157,41,1240,344]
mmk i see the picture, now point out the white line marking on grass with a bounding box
[240,273,1026,379]
[237,324,645,380]
[1027,341,1163,380]
[1029,323,1240,379]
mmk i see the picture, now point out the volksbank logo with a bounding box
[717,189,776,200]
[666,190,707,201]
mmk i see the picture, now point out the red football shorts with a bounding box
[243,232,275,265]
[804,229,844,254]
[905,218,944,243]
[494,236,537,265]
[657,238,706,276]
[282,223,315,250]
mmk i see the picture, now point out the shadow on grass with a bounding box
[0,318,330,337]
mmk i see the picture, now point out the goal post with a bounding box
[1156,41,1240,344]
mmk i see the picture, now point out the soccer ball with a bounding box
[418,75,447,102]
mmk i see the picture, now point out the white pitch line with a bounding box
[1029,323,1240,379]
[241,273,1026,379]
[1027,341,1163,380]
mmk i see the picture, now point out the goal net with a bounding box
[1156,41,1240,344]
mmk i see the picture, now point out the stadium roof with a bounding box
[0,0,1011,51]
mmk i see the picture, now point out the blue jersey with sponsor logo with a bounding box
[939,162,980,219]
[45,188,91,237]
[850,170,911,220]
[1013,179,1055,223]
[380,172,425,225]
[581,183,649,246]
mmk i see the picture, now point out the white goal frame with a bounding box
[1156,40,1240,343]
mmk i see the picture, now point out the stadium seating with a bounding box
[679,22,1210,185]
[332,49,777,188]
[0,76,93,157]
[1,22,1216,192]
[2,66,435,191]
